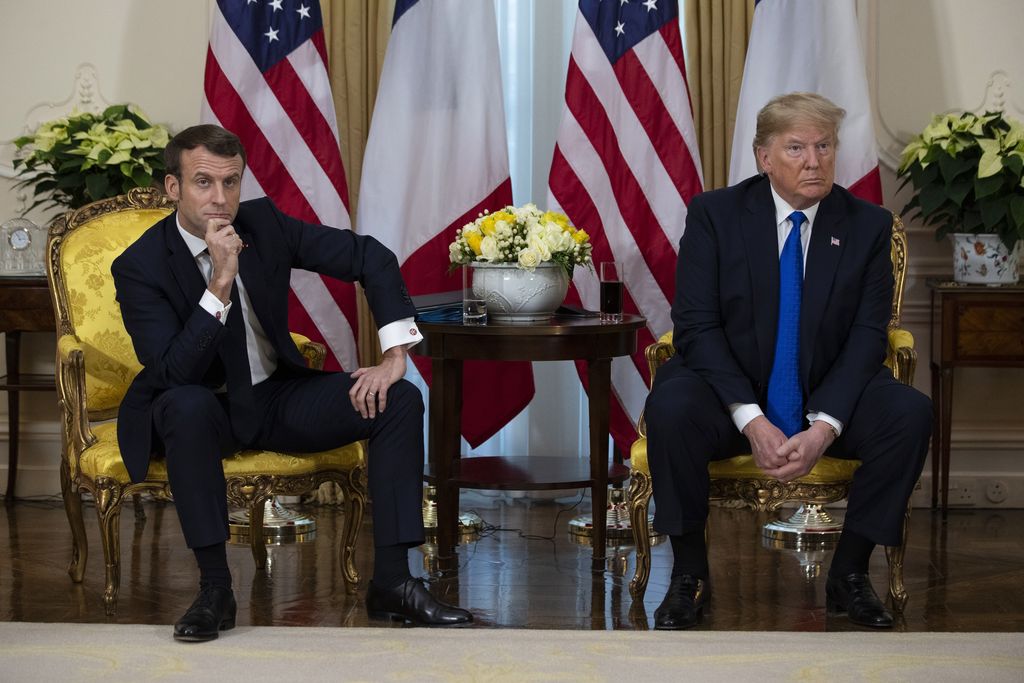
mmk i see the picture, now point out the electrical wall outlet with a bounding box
[947,479,976,506]
[985,480,1009,504]
[910,474,1024,508]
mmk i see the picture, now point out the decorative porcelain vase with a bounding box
[471,262,569,322]
[950,233,1020,285]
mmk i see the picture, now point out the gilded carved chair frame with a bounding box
[628,216,916,611]
[47,188,368,614]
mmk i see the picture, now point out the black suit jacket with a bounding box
[666,174,894,428]
[111,197,414,483]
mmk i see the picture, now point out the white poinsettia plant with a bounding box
[448,203,592,277]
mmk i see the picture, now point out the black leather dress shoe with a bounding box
[173,585,237,642]
[826,572,894,628]
[366,578,473,626]
[654,574,709,630]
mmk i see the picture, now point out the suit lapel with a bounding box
[799,190,847,386]
[742,179,780,385]
[235,227,277,338]
[164,214,207,310]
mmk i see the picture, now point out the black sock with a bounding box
[193,542,231,589]
[373,543,413,589]
[829,529,875,577]
[669,530,709,580]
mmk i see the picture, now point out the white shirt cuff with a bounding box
[200,289,231,324]
[729,403,764,434]
[808,411,844,437]
[378,317,421,353]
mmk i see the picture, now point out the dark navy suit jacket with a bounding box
[664,174,894,427]
[111,197,414,483]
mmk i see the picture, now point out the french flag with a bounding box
[356,0,533,447]
[728,0,883,204]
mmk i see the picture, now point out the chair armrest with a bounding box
[56,335,98,479]
[637,332,675,438]
[886,327,917,386]
[646,331,675,387]
[290,332,327,371]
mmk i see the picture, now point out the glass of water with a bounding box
[462,265,487,325]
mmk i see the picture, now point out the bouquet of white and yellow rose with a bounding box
[448,203,592,277]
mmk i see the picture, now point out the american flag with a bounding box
[548,0,703,455]
[201,0,358,371]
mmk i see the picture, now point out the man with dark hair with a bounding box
[112,124,472,641]
[645,93,930,630]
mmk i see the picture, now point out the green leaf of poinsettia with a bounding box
[85,174,109,200]
[945,178,973,207]
[974,174,1004,199]
[918,183,950,215]
[1009,196,1024,231]
[980,197,1008,230]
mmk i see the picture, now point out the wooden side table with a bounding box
[413,315,645,573]
[928,280,1024,510]
[0,276,56,500]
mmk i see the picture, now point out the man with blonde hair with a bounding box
[645,92,930,630]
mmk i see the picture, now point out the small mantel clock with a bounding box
[0,218,46,276]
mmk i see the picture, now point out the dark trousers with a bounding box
[644,364,931,548]
[152,371,425,550]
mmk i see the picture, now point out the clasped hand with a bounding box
[743,416,836,483]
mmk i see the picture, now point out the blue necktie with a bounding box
[766,211,806,438]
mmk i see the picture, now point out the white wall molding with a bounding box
[0,63,115,215]
[862,0,1024,172]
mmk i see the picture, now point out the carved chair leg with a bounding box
[628,470,653,600]
[248,496,269,569]
[339,467,367,594]
[60,461,89,583]
[94,480,125,616]
[885,499,912,612]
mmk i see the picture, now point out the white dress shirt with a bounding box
[727,186,843,438]
[178,218,420,385]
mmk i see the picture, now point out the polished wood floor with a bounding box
[2,492,1022,631]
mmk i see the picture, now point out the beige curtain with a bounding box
[684,0,755,190]
[322,0,394,366]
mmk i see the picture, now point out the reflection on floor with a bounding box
[2,492,1022,631]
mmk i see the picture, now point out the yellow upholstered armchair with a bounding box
[628,216,916,610]
[47,188,367,614]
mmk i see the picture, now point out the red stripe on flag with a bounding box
[550,146,606,257]
[400,180,514,298]
[204,50,318,223]
[552,148,654,453]
[405,179,535,448]
[848,166,883,206]
[659,22,693,107]
[205,48,357,371]
[573,358,644,460]
[310,31,331,83]
[612,51,702,206]
[564,58,677,302]
[262,54,351,209]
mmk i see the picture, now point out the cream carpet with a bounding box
[2,623,1022,682]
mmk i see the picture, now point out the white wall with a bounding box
[860,0,1024,505]
[0,0,211,496]
[1,0,1022,501]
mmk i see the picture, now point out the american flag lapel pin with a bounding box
[830,236,841,247]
